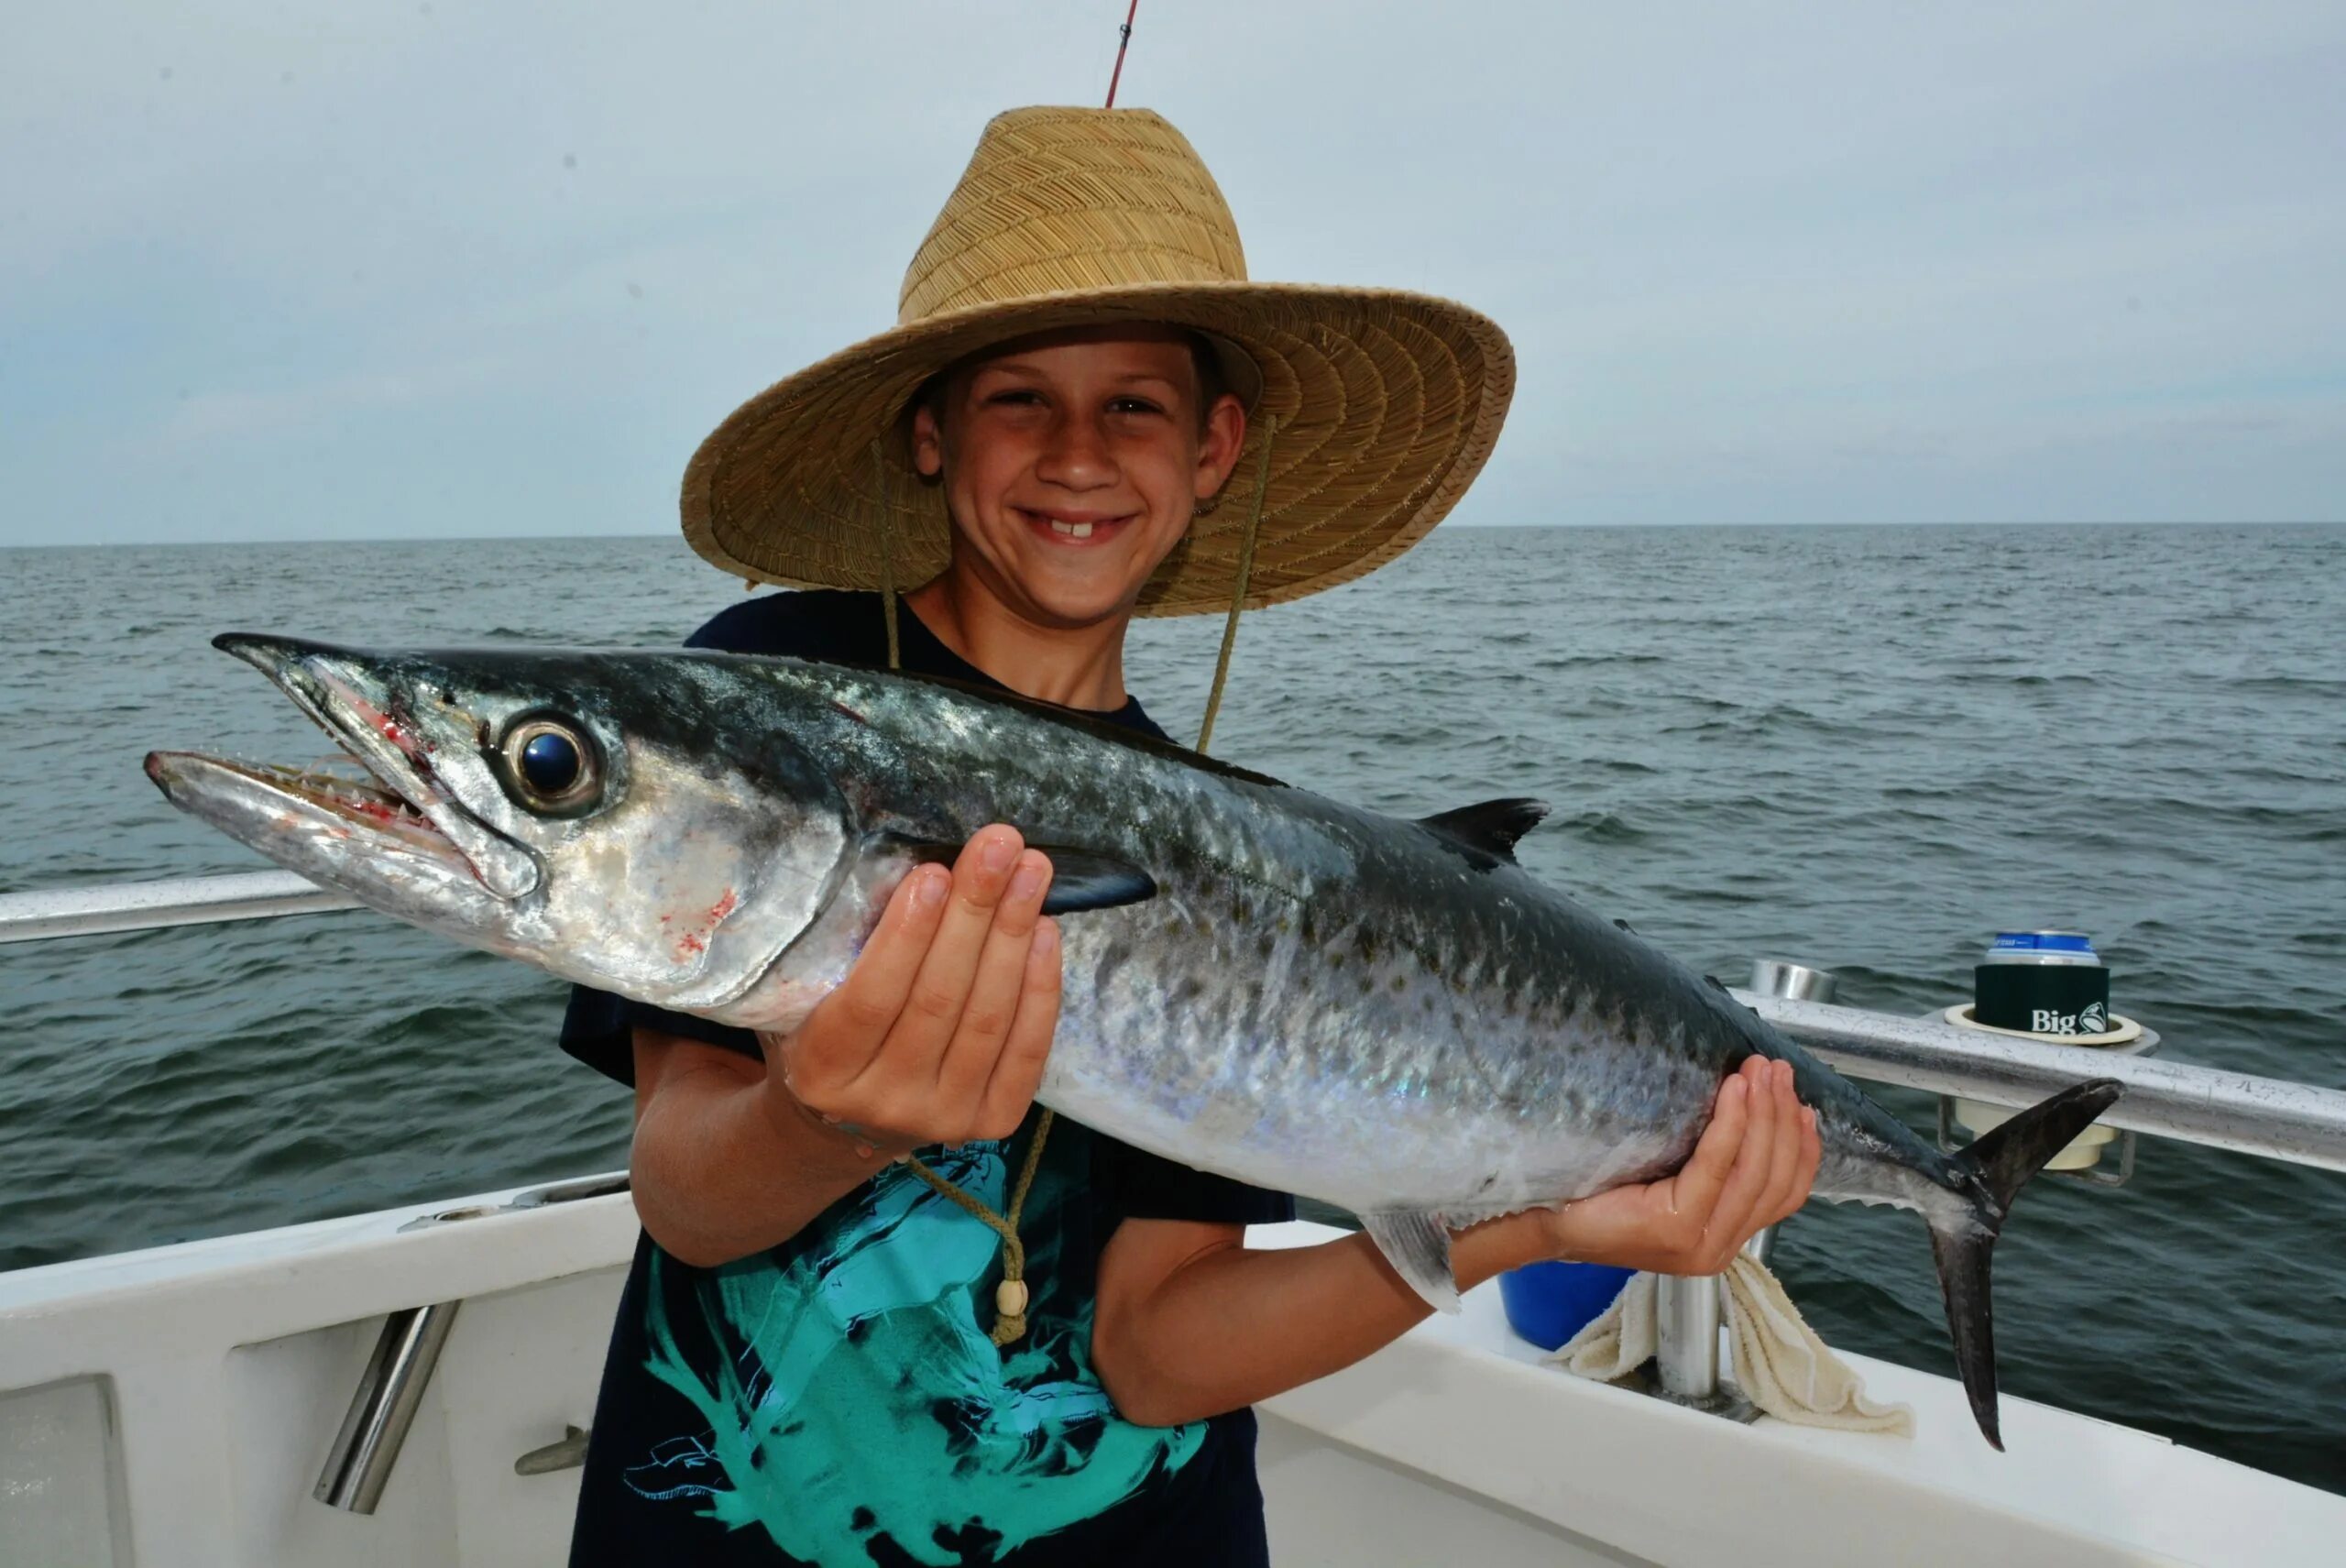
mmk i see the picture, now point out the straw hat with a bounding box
[681,105,1515,617]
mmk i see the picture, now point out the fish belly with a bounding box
[1037,900,1722,1220]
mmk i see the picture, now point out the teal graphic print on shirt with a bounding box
[630,1124,1207,1564]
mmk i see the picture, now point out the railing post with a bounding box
[1740,959,1838,1268]
[313,1301,461,1513]
[1654,1274,1721,1398]
[1651,959,1840,1402]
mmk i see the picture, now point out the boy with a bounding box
[561,106,1817,1566]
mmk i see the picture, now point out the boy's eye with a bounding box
[1109,396,1166,416]
[985,388,1046,407]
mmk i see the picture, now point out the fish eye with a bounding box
[499,716,600,814]
[521,731,580,793]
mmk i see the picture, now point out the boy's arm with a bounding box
[1091,1056,1819,1427]
[627,1034,886,1267]
[630,826,1061,1267]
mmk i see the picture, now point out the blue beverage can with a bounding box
[1975,931,2110,1035]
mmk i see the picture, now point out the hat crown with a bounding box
[898,106,1249,324]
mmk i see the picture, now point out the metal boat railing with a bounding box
[0,871,357,943]
[10,870,2341,1168]
[10,870,2346,1430]
[1738,993,2346,1172]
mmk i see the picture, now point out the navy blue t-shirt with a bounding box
[561,591,1293,1567]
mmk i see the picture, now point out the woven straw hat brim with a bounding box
[682,279,1514,618]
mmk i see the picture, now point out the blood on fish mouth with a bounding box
[236,756,455,854]
[247,661,468,851]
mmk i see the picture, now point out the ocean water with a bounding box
[3,523,2341,1494]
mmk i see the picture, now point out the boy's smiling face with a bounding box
[911,323,1247,630]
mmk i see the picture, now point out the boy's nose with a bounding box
[1035,413,1117,490]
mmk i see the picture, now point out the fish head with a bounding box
[145,634,854,1014]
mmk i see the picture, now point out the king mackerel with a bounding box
[149,631,2120,1449]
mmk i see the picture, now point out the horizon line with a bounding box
[6,518,2341,552]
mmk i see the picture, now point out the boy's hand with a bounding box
[756,825,1060,1158]
[1485,1056,1819,1277]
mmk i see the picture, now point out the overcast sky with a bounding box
[4,2,2341,546]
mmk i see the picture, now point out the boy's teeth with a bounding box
[1049,520,1094,539]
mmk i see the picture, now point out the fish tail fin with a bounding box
[1928,1077,2123,1450]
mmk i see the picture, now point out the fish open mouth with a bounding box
[140,743,488,904]
[195,754,460,857]
[145,633,541,901]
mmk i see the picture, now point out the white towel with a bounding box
[1550,1255,1914,1437]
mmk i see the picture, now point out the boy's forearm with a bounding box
[1093,1220,1553,1428]
[629,1045,882,1267]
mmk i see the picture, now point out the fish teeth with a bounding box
[272,755,427,818]
[1049,519,1094,539]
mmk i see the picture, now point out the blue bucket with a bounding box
[1497,1261,1636,1351]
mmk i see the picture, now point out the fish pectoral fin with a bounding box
[1030,847,1158,915]
[1361,1211,1462,1314]
[879,835,1157,916]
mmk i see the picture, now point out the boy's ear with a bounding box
[1194,393,1248,501]
[910,403,946,479]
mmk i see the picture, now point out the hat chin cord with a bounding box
[1194,413,1274,756]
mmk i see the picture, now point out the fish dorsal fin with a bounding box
[1418,798,1551,865]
